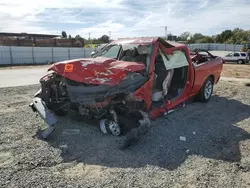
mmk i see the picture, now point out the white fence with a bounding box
[0,43,246,66]
[189,43,244,52]
[0,46,95,65]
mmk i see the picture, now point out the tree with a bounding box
[197,36,214,43]
[61,31,67,38]
[68,35,72,39]
[75,35,86,41]
[192,33,204,39]
[75,35,81,40]
[99,35,110,43]
[215,30,232,43]
[190,33,204,43]
[176,28,250,44]
[177,32,192,41]
[73,35,85,47]
[230,28,250,44]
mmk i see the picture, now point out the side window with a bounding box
[233,53,240,57]
[92,45,121,59]
[103,45,121,59]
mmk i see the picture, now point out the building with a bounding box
[0,32,60,39]
[167,34,177,41]
[0,32,61,47]
[0,32,86,47]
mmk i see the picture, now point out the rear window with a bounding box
[240,53,246,56]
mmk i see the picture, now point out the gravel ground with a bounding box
[1,81,250,188]
[221,64,250,79]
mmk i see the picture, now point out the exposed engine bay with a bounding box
[39,72,148,119]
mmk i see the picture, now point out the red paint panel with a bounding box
[48,57,145,86]
[134,41,159,110]
[190,58,223,96]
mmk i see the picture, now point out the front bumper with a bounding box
[30,97,58,138]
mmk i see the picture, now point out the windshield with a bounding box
[92,43,151,65]
[92,44,121,59]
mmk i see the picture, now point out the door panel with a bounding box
[224,53,233,62]
[158,43,194,110]
[232,53,240,62]
[224,57,233,62]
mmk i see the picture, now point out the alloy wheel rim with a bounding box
[204,80,212,99]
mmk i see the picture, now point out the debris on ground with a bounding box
[179,136,187,142]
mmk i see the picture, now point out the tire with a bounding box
[198,77,214,102]
[237,59,244,64]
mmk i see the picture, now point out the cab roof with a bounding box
[111,37,157,45]
[111,37,186,48]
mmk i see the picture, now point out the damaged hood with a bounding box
[48,57,146,86]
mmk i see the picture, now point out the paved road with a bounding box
[1,66,249,88]
[0,66,50,88]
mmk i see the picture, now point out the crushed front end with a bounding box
[30,59,150,139]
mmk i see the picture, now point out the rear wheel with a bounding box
[198,77,214,102]
[237,59,244,64]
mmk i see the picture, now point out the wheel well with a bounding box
[198,75,214,93]
[208,75,214,83]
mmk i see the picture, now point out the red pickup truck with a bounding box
[30,38,223,139]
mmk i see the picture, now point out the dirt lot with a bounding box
[222,64,250,79]
[0,80,250,188]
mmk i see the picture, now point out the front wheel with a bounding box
[198,77,214,102]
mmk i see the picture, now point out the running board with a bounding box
[164,102,186,116]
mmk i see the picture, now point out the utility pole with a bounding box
[109,31,111,40]
[88,32,92,48]
[165,26,167,40]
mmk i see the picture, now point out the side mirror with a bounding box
[90,51,95,57]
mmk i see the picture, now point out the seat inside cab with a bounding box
[120,45,149,65]
[152,49,189,102]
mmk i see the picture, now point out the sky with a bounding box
[1,0,250,39]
